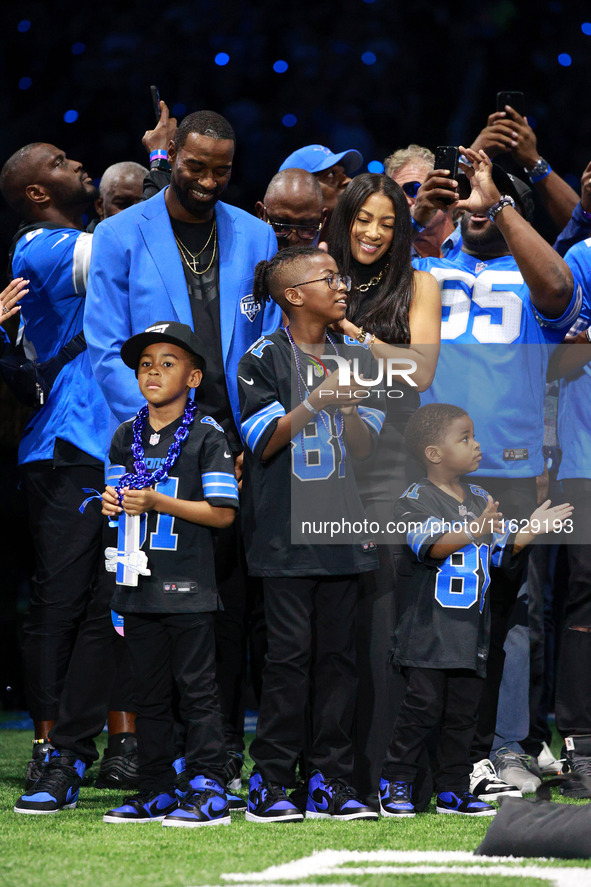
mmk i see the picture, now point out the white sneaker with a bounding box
[470,758,522,801]
[537,741,562,775]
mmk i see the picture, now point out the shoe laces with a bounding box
[264,782,289,803]
[567,754,591,778]
[326,779,358,804]
[30,757,79,793]
[472,759,496,779]
[497,748,538,772]
[389,781,411,801]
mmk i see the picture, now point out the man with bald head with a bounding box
[1,143,138,809]
[95,160,148,220]
[255,168,325,249]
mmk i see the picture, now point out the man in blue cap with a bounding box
[279,144,362,219]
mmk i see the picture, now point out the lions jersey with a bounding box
[238,329,384,577]
[392,479,513,676]
[415,252,581,477]
[109,410,239,614]
[557,237,591,480]
[11,225,112,464]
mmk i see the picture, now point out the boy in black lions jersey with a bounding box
[238,246,384,823]
[379,403,571,818]
[100,322,239,828]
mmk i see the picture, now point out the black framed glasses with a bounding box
[401,180,422,199]
[290,273,352,292]
[264,207,322,241]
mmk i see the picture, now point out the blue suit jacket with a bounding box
[84,188,280,444]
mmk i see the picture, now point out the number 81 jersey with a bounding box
[415,252,581,478]
[392,479,513,676]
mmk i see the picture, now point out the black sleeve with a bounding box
[238,340,286,460]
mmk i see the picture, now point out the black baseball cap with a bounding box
[121,321,206,374]
[490,166,535,222]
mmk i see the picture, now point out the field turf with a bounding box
[1,729,590,887]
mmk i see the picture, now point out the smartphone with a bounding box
[434,146,465,205]
[496,91,526,116]
[150,85,161,122]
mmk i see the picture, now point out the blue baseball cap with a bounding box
[279,144,363,176]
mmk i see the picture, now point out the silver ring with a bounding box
[2,306,9,315]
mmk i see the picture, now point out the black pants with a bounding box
[555,479,591,737]
[124,611,226,793]
[470,475,536,762]
[383,667,484,794]
[213,523,266,753]
[21,462,111,720]
[250,575,358,787]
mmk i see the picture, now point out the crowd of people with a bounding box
[1,94,591,827]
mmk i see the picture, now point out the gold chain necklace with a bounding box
[356,263,388,293]
[174,220,217,275]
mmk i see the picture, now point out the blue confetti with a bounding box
[18,77,32,91]
[367,160,384,173]
[282,114,297,127]
[64,109,79,123]
[361,51,376,65]
[557,53,572,66]
[215,52,230,66]
[17,20,31,33]
[273,60,288,73]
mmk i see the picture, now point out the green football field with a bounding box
[1,730,590,887]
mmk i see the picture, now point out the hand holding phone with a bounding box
[150,85,161,122]
[496,91,526,117]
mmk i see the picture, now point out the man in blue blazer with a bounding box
[84,110,280,794]
[84,110,280,452]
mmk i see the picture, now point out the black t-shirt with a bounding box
[170,215,240,453]
[237,329,384,577]
[108,409,239,614]
[391,479,514,676]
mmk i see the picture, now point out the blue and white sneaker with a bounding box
[14,749,86,814]
[306,772,377,820]
[245,772,303,823]
[378,778,416,818]
[225,788,247,812]
[163,775,231,828]
[436,790,496,815]
[103,790,178,823]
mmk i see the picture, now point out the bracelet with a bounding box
[464,526,479,544]
[585,328,591,344]
[149,149,168,162]
[526,157,551,184]
[486,195,515,222]
[302,398,318,415]
[410,215,426,233]
[367,333,376,350]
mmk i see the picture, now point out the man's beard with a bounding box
[170,177,218,219]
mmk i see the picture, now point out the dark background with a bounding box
[0,0,590,709]
[1,0,590,252]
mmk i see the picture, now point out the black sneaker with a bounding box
[163,776,231,828]
[436,790,496,816]
[245,773,303,823]
[95,736,139,789]
[378,778,416,817]
[14,749,86,814]
[561,735,591,799]
[306,772,378,820]
[103,790,177,823]
[25,740,54,789]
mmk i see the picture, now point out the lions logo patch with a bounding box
[240,294,261,322]
[201,415,224,432]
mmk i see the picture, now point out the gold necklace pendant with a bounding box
[356,263,389,293]
[174,221,217,275]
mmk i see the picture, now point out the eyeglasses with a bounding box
[401,180,422,199]
[264,207,322,241]
[290,273,352,292]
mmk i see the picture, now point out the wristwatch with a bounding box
[525,157,551,183]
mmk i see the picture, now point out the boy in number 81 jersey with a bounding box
[378,403,571,818]
[238,246,383,822]
[101,322,239,828]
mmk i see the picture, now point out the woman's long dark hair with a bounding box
[328,173,414,344]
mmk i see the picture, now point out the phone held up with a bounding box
[496,91,526,116]
[150,85,161,122]
[433,146,470,204]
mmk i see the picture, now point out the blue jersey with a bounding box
[12,226,112,464]
[557,237,591,480]
[415,251,581,477]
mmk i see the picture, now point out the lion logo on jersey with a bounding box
[240,294,261,322]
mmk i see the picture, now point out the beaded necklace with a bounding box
[284,326,345,465]
[116,399,198,505]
